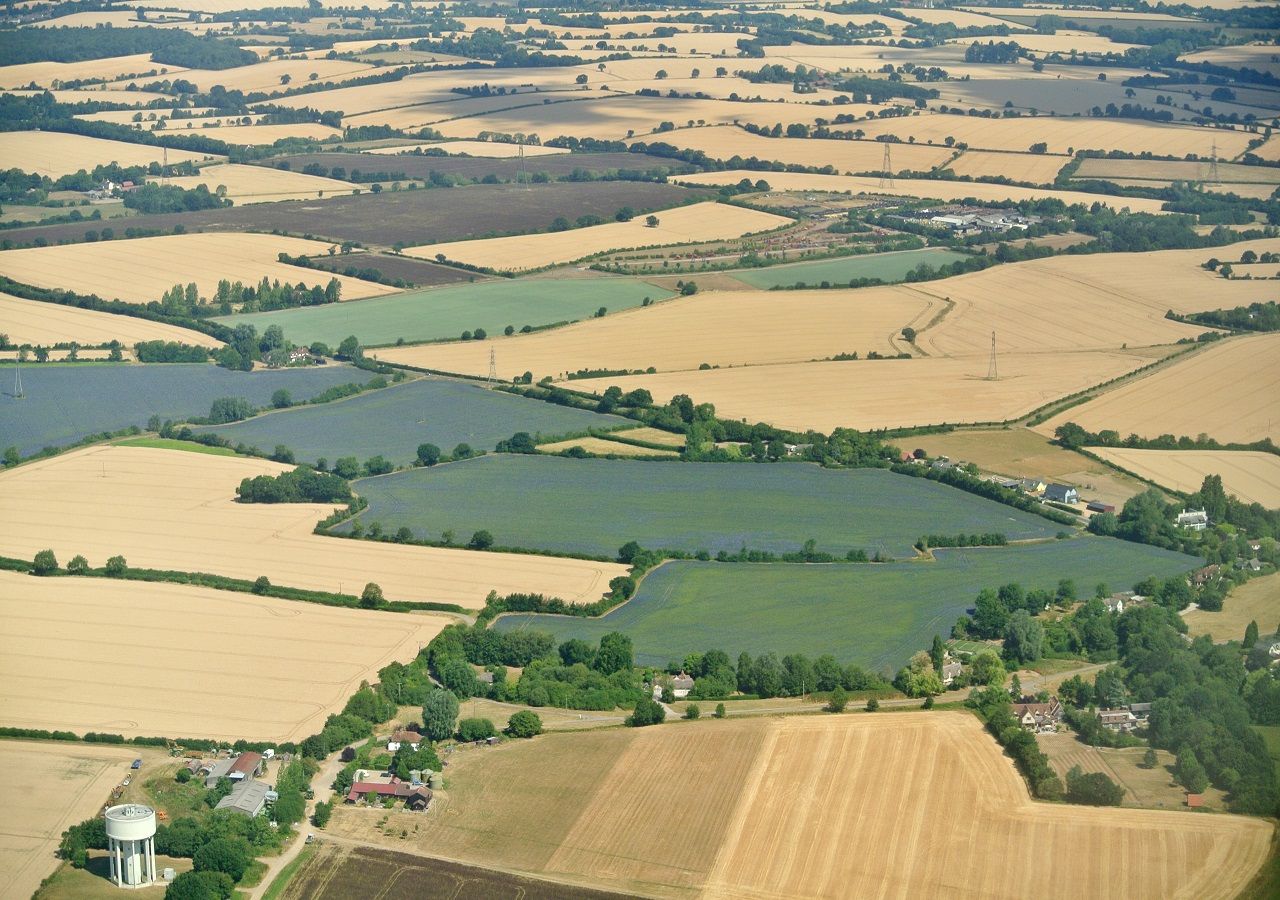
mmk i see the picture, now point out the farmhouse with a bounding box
[1012,698,1062,732]
[1191,564,1223,587]
[1043,484,1078,504]
[1098,708,1138,732]
[215,780,273,818]
[387,730,423,753]
[1021,478,1046,494]
[941,658,964,686]
[1177,508,1209,531]
[1104,591,1145,614]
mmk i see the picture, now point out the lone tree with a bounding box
[627,696,666,727]
[826,686,848,713]
[645,214,660,227]
[32,549,59,576]
[360,582,385,608]
[423,689,460,741]
[506,710,543,738]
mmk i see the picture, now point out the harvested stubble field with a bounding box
[848,112,1254,157]
[217,277,671,348]
[161,121,342,145]
[327,713,1268,899]
[344,455,1061,558]
[367,139,569,157]
[537,435,679,457]
[578,349,1158,434]
[0,446,624,608]
[908,428,1150,507]
[0,362,368,456]
[640,126,955,174]
[0,233,386,304]
[0,53,184,89]
[0,292,218,348]
[281,845,632,900]
[1037,333,1280,445]
[128,57,376,94]
[159,162,357,203]
[676,169,1168,213]
[193,378,629,465]
[1075,157,1280,185]
[1089,448,1280,509]
[945,149,1070,184]
[0,130,220,178]
[430,95,835,142]
[730,247,969,289]
[0,740,158,900]
[0,570,448,742]
[1185,573,1280,642]
[378,286,933,379]
[410,202,791,272]
[495,540,1197,669]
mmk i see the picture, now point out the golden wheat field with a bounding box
[159,162,357,203]
[342,92,584,131]
[0,570,449,742]
[432,96,838,142]
[0,232,388,304]
[0,130,220,178]
[675,170,1168,213]
[1037,333,1280,445]
[327,713,1270,900]
[122,57,377,94]
[380,286,932,377]
[537,436,680,457]
[848,113,1255,158]
[409,202,791,271]
[1184,573,1280,642]
[945,149,1070,184]
[0,52,182,89]
[641,126,955,173]
[0,741,159,900]
[1075,157,1280,185]
[0,446,625,608]
[161,121,343,145]
[1089,448,1280,509]
[0,292,220,347]
[576,349,1154,433]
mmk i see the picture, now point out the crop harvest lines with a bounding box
[1036,333,1280,445]
[407,202,791,272]
[0,570,448,742]
[0,232,389,304]
[0,446,625,609]
[326,714,1270,899]
[159,163,357,203]
[1089,448,1280,509]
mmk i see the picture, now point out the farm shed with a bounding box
[405,789,433,812]
[215,780,273,818]
[227,752,263,781]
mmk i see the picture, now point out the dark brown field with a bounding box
[280,844,636,900]
[304,250,477,287]
[0,181,709,249]
[270,150,699,181]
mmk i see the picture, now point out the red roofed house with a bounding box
[1011,698,1062,732]
[227,752,263,782]
[346,776,414,804]
[1186,793,1205,809]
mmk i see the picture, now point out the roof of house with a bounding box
[228,752,262,777]
[1044,483,1076,499]
[1098,709,1134,722]
[672,673,695,689]
[348,777,411,801]
[1128,702,1152,713]
[391,731,423,744]
[1186,793,1205,808]
[215,780,271,816]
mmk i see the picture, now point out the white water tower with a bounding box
[104,804,157,888]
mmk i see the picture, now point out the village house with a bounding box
[941,655,963,686]
[1012,697,1062,732]
[1021,478,1046,494]
[1190,564,1222,587]
[1176,508,1209,531]
[1043,483,1078,505]
[387,730,423,753]
[1098,708,1138,732]
[1128,702,1152,723]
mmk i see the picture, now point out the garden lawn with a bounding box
[213,278,672,348]
[193,378,630,465]
[494,540,1201,670]
[345,455,1062,557]
[732,248,970,290]
[0,363,370,457]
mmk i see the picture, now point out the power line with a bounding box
[879,143,894,189]
[13,360,24,399]
[987,330,998,381]
[487,347,497,385]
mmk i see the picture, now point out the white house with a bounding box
[1176,508,1209,531]
[387,730,423,753]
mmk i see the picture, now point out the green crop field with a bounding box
[0,363,369,457]
[731,248,970,290]
[493,540,1200,671]
[345,455,1060,556]
[194,378,629,465]
[213,278,672,348]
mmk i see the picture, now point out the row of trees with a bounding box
[235,467,352,504]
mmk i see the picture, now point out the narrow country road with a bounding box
[247,751,346,900]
